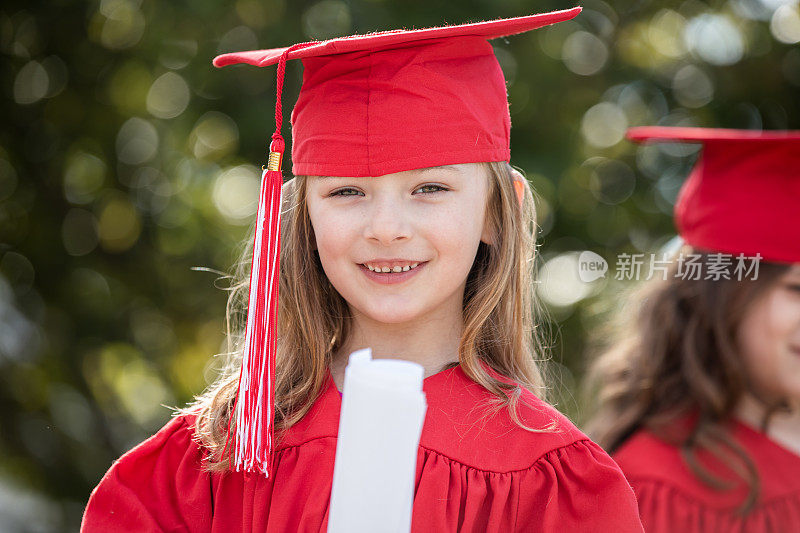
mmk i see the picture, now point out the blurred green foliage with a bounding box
[1,0,799,530]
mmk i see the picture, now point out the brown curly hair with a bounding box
[585,247,790,513]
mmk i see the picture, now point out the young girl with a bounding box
[587,127,800,531]
[81,11,643,532]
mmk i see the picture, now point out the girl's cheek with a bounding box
[750,288,800,400]
[736,292,779,395]
[428,220,475,255]
[770,288,800,344]
[788,287,800,334]
[312,210,355,250]
[427,202,482,237]
[776,289,800,401]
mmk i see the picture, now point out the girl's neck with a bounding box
[734,393,800,457]
[329,310,463,391]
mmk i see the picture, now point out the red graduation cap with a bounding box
[212,8,583,477]
[627,127,800,264]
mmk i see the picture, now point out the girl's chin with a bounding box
[354,302,425,323]
[363,311,423,324]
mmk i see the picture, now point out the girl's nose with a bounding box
[363,194,412,245]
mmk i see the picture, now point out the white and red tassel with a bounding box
[221,41,318,477]
[222,133,284,476]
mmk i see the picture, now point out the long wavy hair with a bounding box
[178,161,552,473]
[585,247,791,512]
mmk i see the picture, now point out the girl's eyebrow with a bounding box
[420,165,461,173]
[316,165,461,180]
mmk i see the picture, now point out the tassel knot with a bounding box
[269,133,285,155]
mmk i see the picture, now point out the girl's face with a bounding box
[305,163,493,325]
[736,265,800,405]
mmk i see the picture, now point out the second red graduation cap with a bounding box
[628,126,800,264]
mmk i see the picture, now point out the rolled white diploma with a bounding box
[327,348,428,533]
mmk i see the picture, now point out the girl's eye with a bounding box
[329,188,362,197]
[416,184,448,194]
[786,283,800,294]
[329,184,448,197]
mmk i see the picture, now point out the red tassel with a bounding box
[221,42,318,476]
[221,134,284,475]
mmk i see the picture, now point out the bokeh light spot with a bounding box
[537,252,595,309]
[61,208,99,257]
[684,14,744,66]
[0,157,19,201]
[97,194,142,252]
[107,61,153,114]
[13,60,49,105]
[146,72,190,119]
[648,10,687,59]
[92,0,146,50]
[303,0,352,40]
[672,64,714,108]
[158,39,198,70]
[63,151,107,205]
[86,343,175,429]
[116,117,159,165]
[191,112,239,161]
[771,4,800,44]
[562,31,608,75]
[589,159,636,205]
[581,102,628,148]
[212,165,260,224]
[217,25,258,55]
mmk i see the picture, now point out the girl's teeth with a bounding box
[366,262,421,272]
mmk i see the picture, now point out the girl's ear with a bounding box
[481,218,497,247]
[510,168,527,206]
[481,166,526,246]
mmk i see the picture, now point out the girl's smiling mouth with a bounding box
[357,261,428,285]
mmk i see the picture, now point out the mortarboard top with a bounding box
[627,126,800,143]
[213,8,583,68]
[210,9,583,477]
[627,126,800,264]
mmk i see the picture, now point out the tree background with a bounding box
[1,0,799,530]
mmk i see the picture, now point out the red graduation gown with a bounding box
[614,418,800,532]
[81,364,643,532]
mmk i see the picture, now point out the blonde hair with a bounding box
[178,161,551,473]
